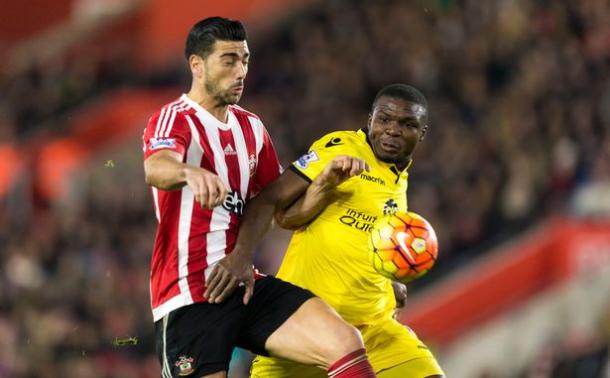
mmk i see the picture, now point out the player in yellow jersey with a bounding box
[205,84,444,377]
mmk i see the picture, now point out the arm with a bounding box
[203,169,310,303]
[205,155,369,304]
[274,170,337,230]
[277,154,373,229]
[392,281,408,319]
[144,150,228,209]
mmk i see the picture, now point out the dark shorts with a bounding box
[155,276,315,377]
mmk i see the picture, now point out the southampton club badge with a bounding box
[249,154,257,177]
[175,356,195,376]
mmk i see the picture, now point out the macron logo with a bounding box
[224,144,237,155]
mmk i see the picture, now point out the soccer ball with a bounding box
[369,211,438,283]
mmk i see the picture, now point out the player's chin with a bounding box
[224,94,241,105]
[377,151,399,164]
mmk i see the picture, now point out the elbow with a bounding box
[144,170,167,189]
[274,212,301,231]
[144,170,157,187]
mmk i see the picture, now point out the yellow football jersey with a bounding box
[279,129,411,325]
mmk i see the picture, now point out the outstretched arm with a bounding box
[274,171,336,230]
[204,155,369,304]
[276,155,373,229]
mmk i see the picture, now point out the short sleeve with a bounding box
[142,111,191,159]
[291,133,344,182]
[252,125,283,191]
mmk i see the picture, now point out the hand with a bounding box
[315,155,370,188]
[184,166,229,209]
[392,281,407,319]
[204,250,255,304]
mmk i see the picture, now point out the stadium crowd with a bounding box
[1,0,609,376]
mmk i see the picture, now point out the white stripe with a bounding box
[155,99,181,137]
[162,108,178,139]
[162,315,172,378]
[154,107,167,138]
[157,99,183,138]
[200,117,230,187]
[250,116,264,155]
[175,116,204,305]
[151,187,161,222]
[152,293,193,322]
[204,228,228,281]
[164,103,190,138]
[159,100,187,138]
[190,112,233,276]
[230,122,251,199]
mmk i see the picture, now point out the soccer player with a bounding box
[142,17,377,378]
[208,84,444,377]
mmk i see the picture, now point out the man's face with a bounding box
[193,40,250,105]
[367,96,428,168]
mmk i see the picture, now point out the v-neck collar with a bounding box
[181,94,235,131]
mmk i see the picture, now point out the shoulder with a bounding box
[145,98,195,138]
[312,130,363,150]
[148,97,195,124]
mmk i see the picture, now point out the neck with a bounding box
[395,156,412,171]
[187,87,229,123]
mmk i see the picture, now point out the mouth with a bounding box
[231,82,244,90]
[380,140,400,152]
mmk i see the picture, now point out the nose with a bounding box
[384,121,401,136]
[235,62,247,80]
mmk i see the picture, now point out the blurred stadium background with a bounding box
[1,0,610,377]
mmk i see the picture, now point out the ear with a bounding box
[419,124,428,141]
[189,54,204,79]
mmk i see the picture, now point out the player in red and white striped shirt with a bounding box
[143,17,375,378]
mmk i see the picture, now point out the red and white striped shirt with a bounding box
[142,94,282,321]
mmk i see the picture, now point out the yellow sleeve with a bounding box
[291,133,347,181]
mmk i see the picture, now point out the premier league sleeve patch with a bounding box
[149,137,176,150]
[294,151,319,169]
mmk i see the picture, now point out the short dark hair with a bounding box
[371,84,428,112]
[184,17,247,60]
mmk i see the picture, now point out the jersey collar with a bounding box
[181,94,236,130]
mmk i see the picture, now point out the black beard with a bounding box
[205,82,238,105]
[214,92,238,105]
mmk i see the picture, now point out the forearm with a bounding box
[233,170,310,257]
[233,192,278,260]
[144,154,188,190]
[275,179,335,230]
[392,281,407,308]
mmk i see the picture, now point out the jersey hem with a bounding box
[152,293,196,322]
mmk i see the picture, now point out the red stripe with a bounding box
[150,190,182,308]
[155,98,183,137]
[234,112,258,195]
